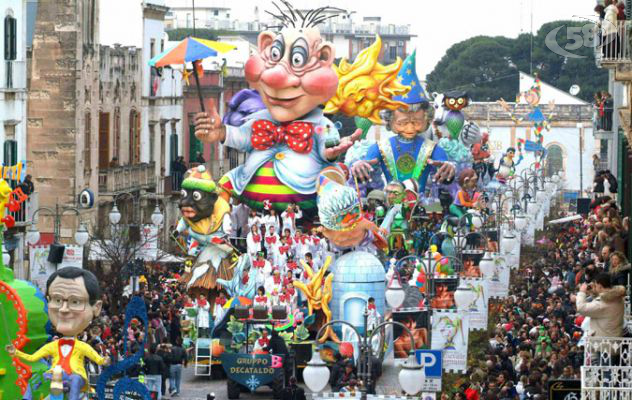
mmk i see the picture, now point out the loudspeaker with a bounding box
[577,198,591,215]
[129,225,141,242]
[271,305,287,320]
[47,243,66,264]
[253,306,268,320]
[234,305,250,319]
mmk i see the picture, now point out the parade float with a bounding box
[165,1,545,397]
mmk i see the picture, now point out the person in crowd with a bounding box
[280,376,306,400]
[19,174,35,196]
[574,272,625,338]
[609,251,631,287]
[142,343,168,399]
[168,337,187,397]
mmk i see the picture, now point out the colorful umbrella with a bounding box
[223,296,252,309]
[149,37,236,111]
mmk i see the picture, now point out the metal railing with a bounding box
[98,162,156,194]
[582,336,632,399]
[9,191,38,227]
[594,106,614,131]
[595,20,632,66]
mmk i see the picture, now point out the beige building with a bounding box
[25,0,180,275]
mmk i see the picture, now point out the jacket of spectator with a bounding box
[576,285,625,337]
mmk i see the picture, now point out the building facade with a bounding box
[24,0,183,276]
[164,1,414,64]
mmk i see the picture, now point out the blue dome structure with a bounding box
[331,251,386,335]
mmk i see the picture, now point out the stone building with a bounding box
[25,0,182,276]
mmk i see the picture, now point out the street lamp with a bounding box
[108,204,122,225]
[150,205,164,227]
[385,274,406,309]
[26,205,86,247]
[303,351,330,393]
[305,317,424,398]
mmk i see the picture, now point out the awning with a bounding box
[547,214,583,225]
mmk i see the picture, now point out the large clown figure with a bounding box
[352,51,455,196]
[194,5,360,213]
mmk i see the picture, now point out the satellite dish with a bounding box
[569,84,580,96]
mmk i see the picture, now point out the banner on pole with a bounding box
[431,310,469,373]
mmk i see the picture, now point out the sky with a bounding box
[100,0,596,77]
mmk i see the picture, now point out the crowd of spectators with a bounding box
[451,197,629,400]
[79,265,190,398]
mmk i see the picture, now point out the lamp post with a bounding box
[304,315,424,399]
[108,192,164,290]
[26,204,89,247]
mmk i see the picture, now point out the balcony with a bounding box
[593,106,614,139]
[582,336,632,399]
[595,21,631,68]
[9,191,38,227]
[98,163,156,194]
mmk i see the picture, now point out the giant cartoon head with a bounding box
[244,4,339,122]
[179,166,218,222]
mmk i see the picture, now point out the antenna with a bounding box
[529,0,533,75]
[192,0,196,36]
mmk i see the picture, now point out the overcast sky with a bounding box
[101,0,596,77]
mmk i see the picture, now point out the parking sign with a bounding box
[415,349,443,392]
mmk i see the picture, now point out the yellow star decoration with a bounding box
[406,68,412,75]
[397,76,403,83]
[181,65,192,86]
[294,256,339,343]
[402,93,409,99]
[410,81,416,87]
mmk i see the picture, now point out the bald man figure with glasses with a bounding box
[6,267,110,400]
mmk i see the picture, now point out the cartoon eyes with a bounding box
[193,191,203,201]
[290,39,309,68]
[291,46,308,68]
[270,37,284,62]
[180,189,187,197]
[449,98,456,105]
[457,98,465,105]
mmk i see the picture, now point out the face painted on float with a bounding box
[391,109,428,141]
[385,182,406,207]
[179,188,218,222]
[244,27,338,122]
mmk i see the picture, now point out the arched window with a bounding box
[113,107,120,161]
[546,145,564,177]
[4,14,16,61]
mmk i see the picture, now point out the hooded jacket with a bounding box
[576,285,625,337]
[611,263,632,287]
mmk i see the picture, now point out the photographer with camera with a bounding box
[573,273,625,338]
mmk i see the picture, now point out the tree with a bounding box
[86,224,164,313]
[426,20,608,102]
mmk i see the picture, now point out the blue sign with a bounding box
[220,353,284,391]
[415,349,442,378]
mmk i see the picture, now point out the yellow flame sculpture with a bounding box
[294,256,339,343]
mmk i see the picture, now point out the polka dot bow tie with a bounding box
[251,120,314,154]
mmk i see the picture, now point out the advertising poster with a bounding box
[392,308,430,359]
[29,245,83,291]
[460,277,489,330]
[431,310,469,373]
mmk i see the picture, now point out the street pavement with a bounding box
[168,358,403,399]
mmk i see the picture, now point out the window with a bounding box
[214,9,219,16]
[113,108,120,161]
[150,39,155,58]
[546,145,563,177]
[3,139,17,166]
[129,110,140,164]
[149,123,156,163]
[160,39,164,53]
[84,112,92,171]
[98,112,110,170]
[160,122,166,170]
[82,0,95,46]
[4,15,16,60]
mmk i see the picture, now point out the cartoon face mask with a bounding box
[179,188,218,222]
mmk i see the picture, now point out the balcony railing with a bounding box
[595,21,631,67]
[98,163,156,194]
[582,336,632,399]
[9,191,38,227]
